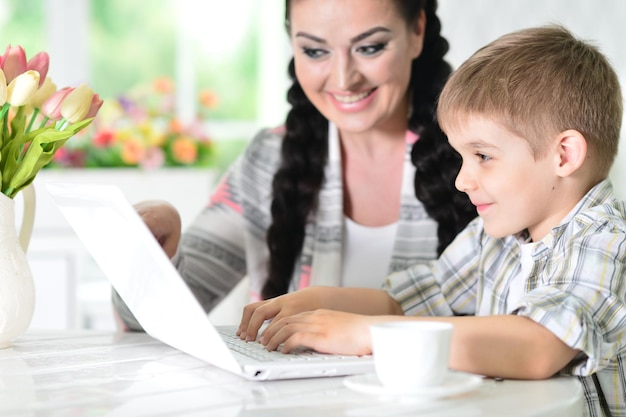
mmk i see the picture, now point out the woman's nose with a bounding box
[334,55,358,89]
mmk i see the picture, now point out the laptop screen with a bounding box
[45,182,241,374]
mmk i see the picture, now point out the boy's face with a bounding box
[447,116,566,242]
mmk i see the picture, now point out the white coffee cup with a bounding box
[370,321,453,390]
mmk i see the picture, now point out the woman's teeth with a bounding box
[333,90,372,103]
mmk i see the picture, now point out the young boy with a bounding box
[237,25,625,417]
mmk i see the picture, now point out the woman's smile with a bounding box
[328,88,378,112]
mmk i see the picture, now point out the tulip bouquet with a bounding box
[0,44,102,199]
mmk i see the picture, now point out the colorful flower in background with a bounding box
[47,77,217,169]
[0,44,102,198]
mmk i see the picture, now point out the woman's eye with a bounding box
[302,47,326,59]
[356,42,387,56]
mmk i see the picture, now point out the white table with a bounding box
[0,331,584,417]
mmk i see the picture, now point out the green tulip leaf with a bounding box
[2,118,94,198]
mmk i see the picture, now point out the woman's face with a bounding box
[288,0,425,134]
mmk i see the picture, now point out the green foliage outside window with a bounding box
[89,1,177,99]
[2,0,259,121]
[0,0,45,55]
[89,0,259,121]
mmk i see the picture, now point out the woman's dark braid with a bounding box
[409,1,476,255]
[262,59,328,299]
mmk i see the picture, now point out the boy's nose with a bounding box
[454,165,475,193]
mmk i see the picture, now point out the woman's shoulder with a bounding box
[237,125,283,164]
[237,125,286,176]
[246,125,285,151]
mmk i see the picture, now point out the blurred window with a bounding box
[0,0,272,123]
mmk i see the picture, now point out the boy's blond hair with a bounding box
[437,25,622,179]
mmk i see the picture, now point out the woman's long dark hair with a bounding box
[262,0,475,299]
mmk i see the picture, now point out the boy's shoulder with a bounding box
[558,180,626,239]
[572,198,626,234]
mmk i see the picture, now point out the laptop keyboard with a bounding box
[218,328,353,362]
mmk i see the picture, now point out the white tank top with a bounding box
[341,216,398,289]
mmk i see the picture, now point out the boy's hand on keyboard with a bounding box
[237,287,334,342]
[258,309,375,356]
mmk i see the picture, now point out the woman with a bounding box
[113,0,475,330]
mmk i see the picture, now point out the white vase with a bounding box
[0,185,36,348]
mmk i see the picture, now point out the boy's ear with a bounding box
[554,129,587,177]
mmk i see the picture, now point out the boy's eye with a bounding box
[477,153,492,162]
[301,47,327,59]
[356,43,387,56]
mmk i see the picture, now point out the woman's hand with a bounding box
[237,287,334,341]
[134,200,181,258]
[259,309,378,356]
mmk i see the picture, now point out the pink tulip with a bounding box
[27,51,49,87]
[41,87,74,121]
[85,93,104,119]
[0,69,6,106]
[1,45,27,84]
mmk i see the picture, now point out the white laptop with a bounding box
[45,182,374,381]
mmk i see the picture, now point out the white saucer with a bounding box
[343,371,483,399]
